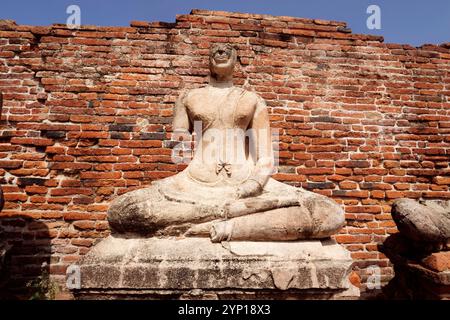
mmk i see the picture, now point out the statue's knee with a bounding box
[321,201,345,236]
[305,194,345,238]
[107,189,156,235]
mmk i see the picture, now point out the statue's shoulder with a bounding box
[243,89,260,100]
[181,86,207,104]
[186,86,207,94]
[238,88,262,107]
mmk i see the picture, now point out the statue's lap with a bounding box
[107,170,345,240]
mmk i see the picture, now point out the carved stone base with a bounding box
[382,236,450,300]
[384,263,450,300]
[73,236,359,300]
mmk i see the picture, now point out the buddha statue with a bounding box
[108,44,345,242]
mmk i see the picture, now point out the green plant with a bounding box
[26,266,59,300]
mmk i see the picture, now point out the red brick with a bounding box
[423,191,450,199]
[71,238,94,247]
[346,206,382,214]
[333,190,369,198]
[421,252,450,272]
[351,252,379,260]
[10,137,54,146]
[46,146,66,154]
[335,235,372,244]
[51,163,92,170]
[80,172,122,179]
[433,176,450,185]
[73,220,96,230]
[0,160,23,169]
[61,180,82,187]
[349,271,361,288]
[4,193,28,202]
[385,191,407,199]
[296,168,334,175]
[25,185,48,194]
[47,197,72,204]
[130,20,150,27]
[339,181,357,190]
[51,188,94,196]
[63,212,102,220]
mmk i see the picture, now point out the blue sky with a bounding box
[1,0,449,46]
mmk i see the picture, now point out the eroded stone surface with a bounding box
[422,251,450,272]
[74,236,357,299]
[107,43,345,242]
[382,198,450,299]
[74,43,352,300]
[391,199,450,247]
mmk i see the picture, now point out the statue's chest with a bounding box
[186,89,256,129]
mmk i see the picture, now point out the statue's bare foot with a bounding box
[210,221,234,243]
[184,221,215,237]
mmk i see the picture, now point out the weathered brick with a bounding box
[421,251,450,272]
[10,137,54,146]
[335,235,372,244]
[24,185,48,194]
[339,181,358,190]
[17,178,48,186]
[79,172,121,179]
[0,160,23,169]
[51,188,94,196]
[433,176,450,185]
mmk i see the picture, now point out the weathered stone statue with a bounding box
[381,199,450,299]
[74,44,356,300]
[391,199,450,250]
[108,44,345,242]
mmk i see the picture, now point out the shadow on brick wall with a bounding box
[0,91,54,299]
[0,215,52,299]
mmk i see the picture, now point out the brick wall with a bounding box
[0,9,449,297]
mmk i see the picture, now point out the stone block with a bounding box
[422,251,450,272]
[73,236,359,299]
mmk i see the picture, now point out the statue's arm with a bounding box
[248,96,275,186]
[236,96,275,198]
[172,91,191,133]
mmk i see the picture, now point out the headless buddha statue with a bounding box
[108,44,345,242]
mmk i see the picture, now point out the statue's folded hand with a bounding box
[236,179,263,199]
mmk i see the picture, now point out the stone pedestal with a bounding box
[386,263,450,300]
[383,242,450,300]
[73,236,359,299]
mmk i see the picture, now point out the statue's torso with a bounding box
[183,85,259,186]
[185,86,257,130]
